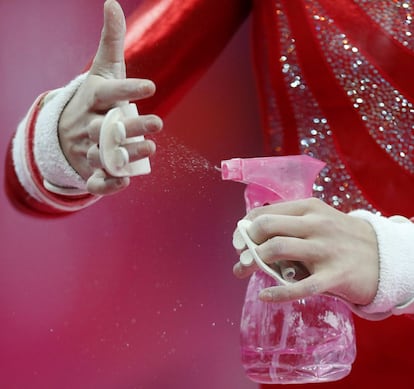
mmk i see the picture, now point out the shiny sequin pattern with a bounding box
[268,0,414,213]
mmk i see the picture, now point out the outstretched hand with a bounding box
[233,198,380,307]
[58,0,163,195]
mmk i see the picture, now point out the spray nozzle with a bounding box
[221,155,325,211]
[221,158,243,181]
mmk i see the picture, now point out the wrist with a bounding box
[348,210,414,318]
[34,72,89,192]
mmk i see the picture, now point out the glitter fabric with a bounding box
[252,0,414,215]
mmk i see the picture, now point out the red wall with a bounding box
[3,2,411,389]
[0,1,263,388]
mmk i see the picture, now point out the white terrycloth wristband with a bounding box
[34,73,89,191]
[349,210,414,317]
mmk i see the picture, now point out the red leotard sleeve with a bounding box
[5,0,252,216]
[123,0,251,116]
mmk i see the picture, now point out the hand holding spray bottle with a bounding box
[221,155,356,384]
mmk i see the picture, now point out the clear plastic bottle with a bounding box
[221,155,356,384]
[240,272,355,384]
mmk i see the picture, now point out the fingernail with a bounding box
[232,229,246,250]
[138,81,155,95]
[143,117,162,132]
[233,263,245,278]
[115,178,125,187]
[239,250,254,267]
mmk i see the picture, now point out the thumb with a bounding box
[258,274,325,303]
[90,0,126,78]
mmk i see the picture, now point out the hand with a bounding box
[58,0,163,195]
[233,198,379,306]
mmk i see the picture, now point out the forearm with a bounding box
[7,76,99,216]
[7,0,251,216]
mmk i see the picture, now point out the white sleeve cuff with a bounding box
[33,73,89,191]
[348,210,414,317]
[12,99,43,202]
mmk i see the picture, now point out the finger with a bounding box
[232,228,246,251]
[89,112,161,147]
[233,261,258,279]
[258,273,326,303]
[91,79,156,111]
[247,198,320,220]
[124,115,163,138]
[90,0,126,78]
[247,214,310,245]
[87,168,130,195]
[88,118,103,143]
[256,236,324,266]
[122,139,156,163]
[86,145,101,169]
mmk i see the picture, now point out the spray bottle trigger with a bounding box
[99,103,151,177]
[237,219,289,286]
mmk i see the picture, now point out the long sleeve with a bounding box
[123,0,252,116]
[5,0,251,216]
[5,75,100,216]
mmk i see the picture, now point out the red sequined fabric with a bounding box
[252,0,414,216]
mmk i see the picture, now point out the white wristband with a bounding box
[349,210,414,317]
[34,73,88,192]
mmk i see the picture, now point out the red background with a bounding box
[2,1,412,389]
[0,1,262,388]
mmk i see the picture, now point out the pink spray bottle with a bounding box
[221,155,356,384]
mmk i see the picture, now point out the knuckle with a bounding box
[254,214,274,236]
[246,207,262,220]
[88,119,102,139]
[307,213,336,238]
[306,197,322,209]
[309,241,328,262]
[267,236,286,256]
[304,280,321,296]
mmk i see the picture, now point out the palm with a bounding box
[57,0,161,195]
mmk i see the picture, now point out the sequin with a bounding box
[265,0,414,213]
[272,1,372,212]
